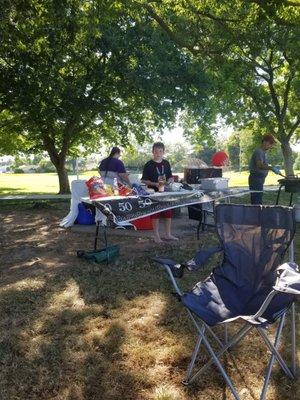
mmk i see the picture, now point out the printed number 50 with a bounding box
[118,202,133,212]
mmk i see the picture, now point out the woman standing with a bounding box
[99,147,130,186]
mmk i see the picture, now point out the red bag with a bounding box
[118,182,133,196]
[85,176,107,199]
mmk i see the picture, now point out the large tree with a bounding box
[0,0,209,192]
[143,0,300,175]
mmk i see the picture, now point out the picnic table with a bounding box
[81,188,250,250]
[82,188,250,222]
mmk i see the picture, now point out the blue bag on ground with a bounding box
[77,203,95,225]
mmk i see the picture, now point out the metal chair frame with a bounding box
[155,224,298,400]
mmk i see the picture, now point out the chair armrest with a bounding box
[248,262,300,324]
[185,246,223,271]
[273,262,300,295]
[152,257,184,278]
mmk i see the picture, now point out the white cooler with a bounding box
[201,178,229,191]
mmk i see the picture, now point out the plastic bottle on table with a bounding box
[158,174,166,192]
[113,178,119,195]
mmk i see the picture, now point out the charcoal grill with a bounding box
[184,167,222,184]
[275,175,300,206]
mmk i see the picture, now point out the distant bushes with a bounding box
[13,167,25,173]
[294,154,300,170]
[36,160,56,172]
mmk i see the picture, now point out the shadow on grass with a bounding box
[0,187,26,195]
[0,192,298,400]
[0,274,146,400]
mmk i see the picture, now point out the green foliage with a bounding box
[36,160,56,173]
[0,0,210,192]
[13,167,25,174]
[294,153,300,170]
[145,1,300,174]
[225,123,298,171]
[121,141,192,172]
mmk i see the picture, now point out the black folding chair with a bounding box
[153,204,299,400]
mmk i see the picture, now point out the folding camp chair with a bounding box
[153,204,299,400]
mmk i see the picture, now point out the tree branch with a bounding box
[287,116,300,140]
[144,4,198,55]
[281,71,294,119]
[186,0,239,23]
[264,51,282,120]
[241,85,274,129]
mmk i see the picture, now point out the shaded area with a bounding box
[0,194,299,400]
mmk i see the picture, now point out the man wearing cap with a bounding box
[248,134,281,204]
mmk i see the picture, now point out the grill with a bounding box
[276,175,300,206]
[184,167,222,184]
[278,176,300,193]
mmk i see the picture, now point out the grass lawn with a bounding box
[0,172,95,196]
[0,170,299,196]
[0,192,299,400]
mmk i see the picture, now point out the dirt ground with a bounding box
[0,202,299,400]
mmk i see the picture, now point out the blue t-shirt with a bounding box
[99,157,126,185]
[99,157,126,174]
[249,148,268,177]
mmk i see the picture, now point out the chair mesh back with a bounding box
[215,205,295,290]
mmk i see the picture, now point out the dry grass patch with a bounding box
[0,201,299,400]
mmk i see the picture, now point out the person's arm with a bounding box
[254,150,272,171]
[141,161,159,189]
[255,159,272,170]
[116,160,131,184]
[255,158,281,175]
[118,172,131,185]
[141,178,159,189]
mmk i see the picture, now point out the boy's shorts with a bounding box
[150,210,172,219]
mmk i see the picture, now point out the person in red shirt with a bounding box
[141,142,178,243]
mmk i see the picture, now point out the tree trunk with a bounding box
[52,157,70,194]
[43,136,71,194]
[281,140,294,177]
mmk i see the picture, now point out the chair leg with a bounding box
[291,303,297,376]
[186,319,251,386]
[206,324,224,349]
[260,314,286,400]
[183,321,225,384]
[224,323,228,344]
[196,327,241,400]
[257,325,294,379]
[184,326,205,383]
[186,311,252,400]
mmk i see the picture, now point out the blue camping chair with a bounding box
[153,204,299,400]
